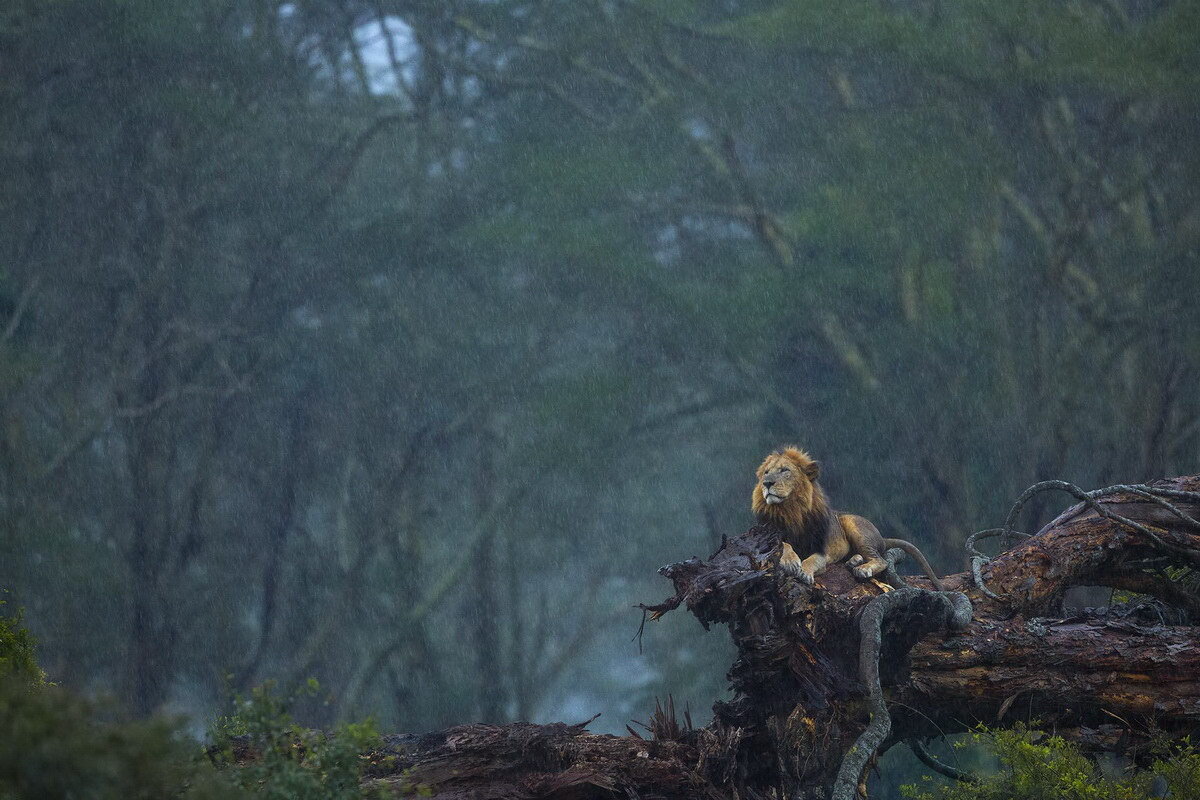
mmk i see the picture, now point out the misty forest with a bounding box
[1,1,1199,798]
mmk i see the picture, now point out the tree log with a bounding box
[362,720,723,799]
[350,476,1200,799]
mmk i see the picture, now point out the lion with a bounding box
[752,447,944,590]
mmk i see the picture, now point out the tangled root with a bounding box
[830,588,972,800]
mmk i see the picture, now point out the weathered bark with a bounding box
[361,720,726,799]
[345,476,1200,799]
[900,612,1200,736]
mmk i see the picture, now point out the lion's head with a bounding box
[751,447,827,534]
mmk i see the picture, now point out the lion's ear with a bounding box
[803,460,820,481]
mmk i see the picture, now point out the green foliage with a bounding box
[209,680,388,800]
[0,679,237,800]
[1152,741,1200,798]
[0,672,397,800]
[717,0,1200,95]
[902,725,1200,800]
[0,605,235,799]
[0,601,41,686]
[0,608,387,799]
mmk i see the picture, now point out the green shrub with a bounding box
[902,724,1200,800]
[0,601,42,686]
[0,677,238,799]
[0,601,388,798]
[209,679,388,799]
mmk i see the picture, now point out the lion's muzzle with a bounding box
[762,485,784,505]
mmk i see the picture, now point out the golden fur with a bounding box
[752,447,944,590]
[752,447,830,555]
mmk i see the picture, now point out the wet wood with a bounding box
[363,720,726,799]
[351,476,1200,798]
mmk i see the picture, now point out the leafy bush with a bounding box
[903,725,1200,800]
[1,602,386,798]
[208,679,389,800]
[0,680,242,799]
[0,600,232,798]
[0,601,42,685]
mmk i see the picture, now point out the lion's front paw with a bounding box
[852,564,873,579]
[779,558,803,577]
[847,554,864,567]
[797,569,816,585]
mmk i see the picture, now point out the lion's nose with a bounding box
[762,479,775,489]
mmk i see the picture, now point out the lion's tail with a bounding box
[882,538,945,591]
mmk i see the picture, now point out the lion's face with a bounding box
[757,453,805,506]
[752,447,821,516]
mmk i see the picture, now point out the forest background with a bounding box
[0,0,1197,786]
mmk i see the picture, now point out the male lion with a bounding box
[752,447,944,590]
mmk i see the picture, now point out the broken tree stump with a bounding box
[345,475,1200,799]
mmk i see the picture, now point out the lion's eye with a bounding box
[780,468,791,475]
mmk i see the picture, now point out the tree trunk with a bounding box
[317,476,1200,799]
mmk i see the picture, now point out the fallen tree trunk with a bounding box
[350,476,1200,799]
[361,719,724,799]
